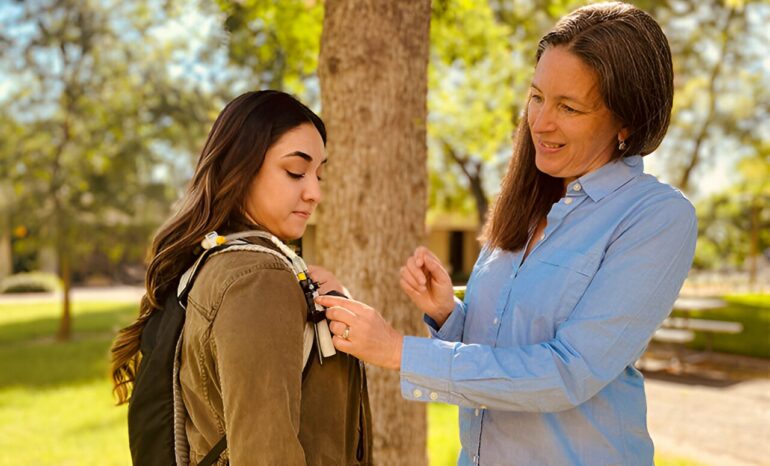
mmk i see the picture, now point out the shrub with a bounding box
[0,272,62,294]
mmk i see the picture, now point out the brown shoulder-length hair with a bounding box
[110,90,325,404]
[482,2,674,252]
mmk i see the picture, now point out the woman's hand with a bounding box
[307,264,351,297]
[315,295,403,370]
[400,246,455,327]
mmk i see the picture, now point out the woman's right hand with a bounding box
[399,246,456,327]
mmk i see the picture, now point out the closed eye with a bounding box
[560,103,580,114]
[287,171,304,179]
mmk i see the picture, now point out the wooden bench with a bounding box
[653,327,695,344]
[658,316,743,353]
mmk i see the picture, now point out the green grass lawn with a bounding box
[0,301,136,465]
[0,299,713,465]
[672,293,770,358]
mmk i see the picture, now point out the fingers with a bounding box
[325,305,357,325]
[328,319,348,337]
[315,294,354,308]
[408,255,427,285]
[331,335,354,353]
[399,274,418,293]
[401,257,426,291]
[399,276,424,301]
[422,253,451,285]
[414,246,441,265]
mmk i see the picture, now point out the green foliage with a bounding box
[428,0,519,221]
[694,144,770,270]
[672,294,770,358]
[0,272,61,294]
[653,0,770,192]
[214,0,324,100]
[0,0,222,304]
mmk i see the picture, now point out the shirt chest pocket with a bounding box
[521,249,602,322]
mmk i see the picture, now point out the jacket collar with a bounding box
[567,155,644,202]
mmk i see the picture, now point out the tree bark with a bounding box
[318,1,431,464]
[55,246,72,341]
[442,140,489,228]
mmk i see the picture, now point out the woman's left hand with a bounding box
[307,265,351,297]
[315,295,403,370]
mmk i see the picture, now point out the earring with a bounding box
[618,139,627,151]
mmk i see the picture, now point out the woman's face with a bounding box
[244,123,326,241]
[527,46,628,186]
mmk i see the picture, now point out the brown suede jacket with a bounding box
[179,237,371,465]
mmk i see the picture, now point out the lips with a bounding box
[536,138,565,152]
[292,211,311,219]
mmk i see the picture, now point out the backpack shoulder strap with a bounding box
[205,242,316,368]
[172,233,316,465]
[176,233,316,368]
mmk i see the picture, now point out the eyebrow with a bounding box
[281,151,328,164]
[530,83,592,108]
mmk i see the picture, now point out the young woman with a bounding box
[320,3,696,465]
[111,90,371,465]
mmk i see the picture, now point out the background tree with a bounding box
[212,0,323,103]
[0,0,217,339]
[653,0,770,194]
[317,0,432,463]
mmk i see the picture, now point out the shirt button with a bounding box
[475,408,480,416]
[540,233,545,241]
[493,317,499,325]
[573,183,582,191]
[429,392,438,401]
[564,197,573,205]
[413,389,423,398]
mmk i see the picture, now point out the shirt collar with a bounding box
[568,155,644,202]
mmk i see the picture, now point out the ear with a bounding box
[618,127,631,142]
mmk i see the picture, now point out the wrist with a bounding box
[432,306,454,327]
[389,333,404,370]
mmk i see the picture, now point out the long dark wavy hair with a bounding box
[110,90,326,404]
[482,2,674,251]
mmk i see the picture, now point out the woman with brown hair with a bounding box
[111,90,370,465]
[320,3,696,465]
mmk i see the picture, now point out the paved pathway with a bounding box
[645,364,770,466]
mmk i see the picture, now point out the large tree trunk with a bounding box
[318,1,431,464]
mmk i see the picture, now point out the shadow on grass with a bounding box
[641,369,740,388]
[0,305,138,390]
[0,303,138,345]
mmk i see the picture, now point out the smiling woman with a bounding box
[321,3,697,466]
[528,46,628,185]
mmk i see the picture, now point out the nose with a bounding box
[302,176,322,204]
[529,103,556,134]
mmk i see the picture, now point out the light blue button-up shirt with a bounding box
[400,156,697,466]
